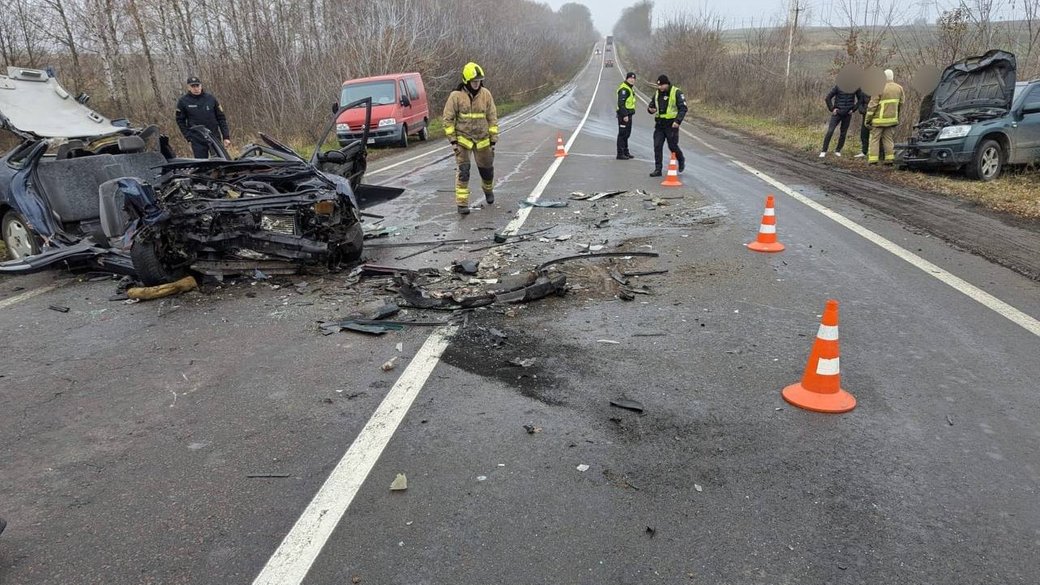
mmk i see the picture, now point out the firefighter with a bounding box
[646,75,687,177]
[865,69,905,164]
[616,72,637,160]
[175,76,231,159]
[443,62,499,215]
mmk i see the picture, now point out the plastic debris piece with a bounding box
[597,339,620,344]
[523,424,542,434]
[381,357,398,372]
[519,199,569,208]
[610,398,644,412]
[508,357,537,368]
[396,343,403,352]
[556,234,573,241]
[127,276,198,301]
[576,464,590,472]
[253,269,270,280]
[646,526,656,538]
[452,259,480,274]
[477,475,488,482]
[48,305,70,313]
[694,484,703,492]
[390,473,407,491]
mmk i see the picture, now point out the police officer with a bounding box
[443,62,499,215]
[175,76,231,159]
[616,72,637,160]
[646,75,687,177]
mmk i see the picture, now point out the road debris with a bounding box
[523,424,542,434]
[570,190,625,201]
[576,464,590,472]
[645,526,656,538]
[452,259,480,275]
[508,357,537,368]
[48,305,70,313]
[381,357,398,372]
[390,473,408,491]
[555,234,573,241]
[694,484,703,492]
[597,339,620,345]
[247,473,291,479]
[519,199,568,208]
[127,276,198,301]
[477,475,488,482]
[610,398,644,413]
[947,414,955,426]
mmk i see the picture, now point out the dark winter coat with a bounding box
[175,92,230,141]
[825,86,862,116]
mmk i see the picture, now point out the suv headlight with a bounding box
[378,118,397,127]
[937,125,972,140]
[336,123,349,132]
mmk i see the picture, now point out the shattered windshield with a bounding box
[341,81,396,107]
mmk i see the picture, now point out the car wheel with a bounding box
[418,124,429,141]
[131,237,187,286]
[398,125,409,148]
[966,139,1003,181]
[338,222,364,263]
[2,210,41,260]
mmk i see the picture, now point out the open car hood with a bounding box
[0,66,125,139]
[933,50,1017,114]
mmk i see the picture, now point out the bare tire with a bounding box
[2,210,41,260]
[131,237,187,286]
[966,139,1003,181]
[338,222,364,263]
[418,124,429,141]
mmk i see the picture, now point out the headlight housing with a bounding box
[336,123,349,132]
[937,125,972,141]
[378,118,397,127]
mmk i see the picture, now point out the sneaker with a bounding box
[616,154,627,160]
[624,153,634,159]
[854,153,866,158]
[834,152,842,157]
[484,191,495,204]
[649,169,662,177]
[457,205,470,215]
[678,161,685,173]
[818,152,827,158]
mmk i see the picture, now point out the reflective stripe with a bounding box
[488,125,499,134]
[759,224,776,234]
[816,357,840,376]
[456,136,475,149]
[475,138,492,149]
[617,82,636,111]
[444,125,455,135]
[874,98,899,125]
[657,86,680,120]
[817,324,839,341]
[764,208,775,217]
[459,113,486,119]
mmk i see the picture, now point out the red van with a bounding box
[336,73,430,148]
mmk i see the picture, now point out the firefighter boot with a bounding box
[456,163,471,214]
[478,166,495,204]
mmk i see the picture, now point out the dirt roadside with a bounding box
[690,120,1040,282]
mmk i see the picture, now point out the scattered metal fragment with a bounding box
[610,398,644,413]
[508,357,537,368]
[247,473,291,479]
[576,464,590,472]
[645,526,656,538]
[594,218,611,229]
[390,473,408,491]
[523,424,542,434]
[518,200,569,208]
[570,190,625,201]
[947,414,955,426]
[395,242,444,260]
[48,305,70,313]
[537,251,659,270]
[381,357,398,372]
[694,484,703,492]
[597,339,620,345]
[621,269,669,277]
[555,234,573,241]
[452,259,480,275]
[608,269,628,286]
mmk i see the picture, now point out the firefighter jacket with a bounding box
[175,91,230,141]
[648,86,688,128]
[443,86,499,150]
[866,81,905,128]
[617,82,636,116]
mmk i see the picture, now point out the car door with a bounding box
[399,79,414,129]
[404,77,425,128]
[1011,84,1040,164]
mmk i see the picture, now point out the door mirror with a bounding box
[322,150,347,164]
[332,101,340,114]
[400,96,411,108]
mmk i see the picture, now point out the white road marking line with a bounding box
[252,327,456,585]
[252,52,607,585]
[0,284,60,310]
[730,159,1040,337]
[615,53,1039,337]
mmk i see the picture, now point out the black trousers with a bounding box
[653,126,683,170]
[860,114,870,155]
[821,112,852,152]
[616,115,632,155]
[189,139,211,159]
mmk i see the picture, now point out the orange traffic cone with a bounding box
[782,300,856,413]
[661,153,682,186]
[554,132,567,158]
[747,195,785,253]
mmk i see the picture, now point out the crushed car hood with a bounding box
[0,66,125,139]
[933,50,1017,114]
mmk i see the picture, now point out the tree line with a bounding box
[0,0,597,143]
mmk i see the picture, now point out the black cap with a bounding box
[625,71,637,80]
[186,76,201,85]
[657,75,670,85]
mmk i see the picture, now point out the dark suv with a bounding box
[898,50,1040,181]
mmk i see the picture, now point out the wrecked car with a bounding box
[897,51,1040,181]
[1,66,394,283]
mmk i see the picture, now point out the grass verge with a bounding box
[694,103,1040,219]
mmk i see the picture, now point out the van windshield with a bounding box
[341,81,396,107]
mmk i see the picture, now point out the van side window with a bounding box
[400,81,408,102]
[405,79,420,101]
[1024,86,1040,112]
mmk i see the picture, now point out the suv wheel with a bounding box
[131,237,187,286]
[966,139,1003,181]
[2,210,41,260]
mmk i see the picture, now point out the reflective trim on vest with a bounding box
[444,125,455,135]
[617,83,636,111]
[456,135,475,149]
[488,125,499,134]
[656,86,680,120]
[874,98,899,126]
[475,138,492,149]
[459,112,486,119]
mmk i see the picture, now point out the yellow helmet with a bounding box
[462,62,485,83]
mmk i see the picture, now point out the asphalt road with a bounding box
[1,48,1039,585]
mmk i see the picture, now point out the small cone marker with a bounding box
[661,153,682,186]
[554,132,567,157]
[782,299,856,414]
[747,195,785,253]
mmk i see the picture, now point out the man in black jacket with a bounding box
[647,74,688,177]
[819,85,863,158]
[175,76,231,158]
[616,72,637,160]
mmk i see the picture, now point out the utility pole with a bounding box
[785,0,803,87]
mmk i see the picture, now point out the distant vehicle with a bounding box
[595,48,601,55]
[605,59,615,68]
[606,35,614,46]
[336,72,430,148]
[898,50,1040,181]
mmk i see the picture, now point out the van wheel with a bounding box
[966,139,1003,181]
[418,124,429,141]
[398,125,409,148]
[131,237,187,286]
[2,210,41,260]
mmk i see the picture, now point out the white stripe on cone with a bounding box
[759,224,776,234]
[816,357,840,376]
[817,324,839,341]
[764,208,775,216]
